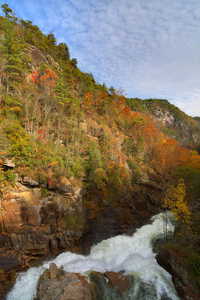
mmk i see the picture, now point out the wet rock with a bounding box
[0,249,26,272]
[89,271,133,300]
[156,246,200,299]
[35,265,92,300]
[0,267,15,300]
[50,263,58,279]
[104,271,132,293]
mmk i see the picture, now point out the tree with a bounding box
[109,86,115,96]
[114,87,127,97]
[19,19,45,48]
[1,3,13,19]
[47,31,56,45]
[162,179,191,237]
[70,58,77,67]
[0,5,29,94]
[101,82,108,93]
[57,42,70,60]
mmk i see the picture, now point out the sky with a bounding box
[1,0,200,117]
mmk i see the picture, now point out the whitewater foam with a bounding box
[6,212,179,300]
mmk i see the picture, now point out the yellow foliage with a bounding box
[162,179,191,225]
[10,106,21,112]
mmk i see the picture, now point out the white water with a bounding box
[6,212,179,300]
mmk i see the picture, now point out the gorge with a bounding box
[7,213,179,300]
[0,4,200,300]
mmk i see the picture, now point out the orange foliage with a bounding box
[31,70,39,83]
[28,69,58,95]
[48,161,58,166]
[40,69,58,91]
[84,92,93,100]
[81,92,94,112]
[143,121,158,139]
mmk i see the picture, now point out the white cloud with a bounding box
[4,0,200,116]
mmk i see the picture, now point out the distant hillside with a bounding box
[126,98,200,145]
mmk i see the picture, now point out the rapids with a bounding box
[6,212,179,300]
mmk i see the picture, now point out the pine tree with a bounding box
[0,4,30,93]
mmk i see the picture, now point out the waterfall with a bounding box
[6,212,179,300]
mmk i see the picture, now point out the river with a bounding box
[6,212,179,300]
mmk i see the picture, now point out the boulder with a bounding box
[104,271,132,293]
[89,271,135,300]
[36,268,135,300]
[35,264,92,300]
[20,177,39,187]
[3,158,15,169]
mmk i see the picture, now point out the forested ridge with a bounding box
[0,3,200,297]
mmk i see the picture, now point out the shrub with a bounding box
[3,120,31,158]
[64,211,85,230]
[127,157,141,184]
[0,169,16,186]
[183,251,200,277]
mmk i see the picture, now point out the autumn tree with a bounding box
[162,179,191,239]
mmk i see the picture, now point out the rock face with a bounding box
[0,248,26,272]
[150,104,200,143]
[0,164,166,271]
[81,174,163,254]
[28,45,61,71]
[156,246,200,300]
[0,165,165,256]
[0,180,84,257]
[0,165,168,298]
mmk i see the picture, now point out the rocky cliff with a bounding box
[157,246,200,300]
[142,99,200,144]
[0,180,83,255]
[0,150,166,298]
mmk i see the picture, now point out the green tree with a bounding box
[0,4,30,93]
[1,3,13,19]
[57,42,70,60]
[70,58,77,67]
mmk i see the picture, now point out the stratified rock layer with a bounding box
[0,180,84,257]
